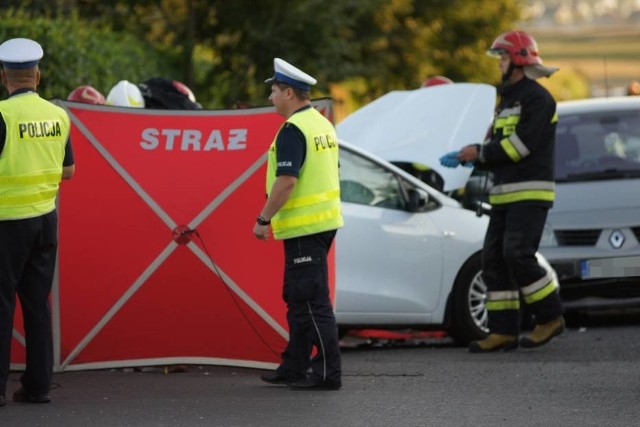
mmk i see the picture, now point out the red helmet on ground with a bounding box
[487,30,542,66]
[67,85,106,105]
[421,76,453,88]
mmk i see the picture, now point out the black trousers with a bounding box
[482,205,564,335]
[276,229,341,382]
[0,210,57,397]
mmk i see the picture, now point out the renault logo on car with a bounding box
[609,230,625,249]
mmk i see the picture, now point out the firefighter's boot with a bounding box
[520,316,565,348]
[468,333,519,353]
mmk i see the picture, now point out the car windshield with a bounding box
[555,109,640,182]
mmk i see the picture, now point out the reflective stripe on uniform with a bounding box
[521,271,559,304]
[486,290,520,311]
[490,190,555,204]
[0,172,61,186]
[0,189,58,206]
[489,180,555,204]
[500,133,530,162]
[272,206,342,230]
[280,188,341,211]
[494,106,521,122]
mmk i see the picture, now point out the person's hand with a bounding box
[439,151,460,168]
[253,223,270,241]
[457,145,479,164]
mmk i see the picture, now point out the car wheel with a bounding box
[449,253,489,345]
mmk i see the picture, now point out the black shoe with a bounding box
[288,377,341,391]
[0,395,6,407]
[12,387,51,404]
[260,372,302,386]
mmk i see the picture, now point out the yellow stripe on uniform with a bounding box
[272,207,342,230]
[280,189,341,211]
[500,137,522,162]
[489,190,555,204]
[0,172,61,185]
[486,300,520,311]
[0,189,59,206]
[522,271,559,304]
[486,290,520,311]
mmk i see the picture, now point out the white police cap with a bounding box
[265,58,317,91]
[0,38,43,69]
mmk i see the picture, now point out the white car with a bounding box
[333,84,556,344]
[335,140,556,344]
[335,140,489,344]
[540,96,640,311]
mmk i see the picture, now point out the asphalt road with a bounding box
[2,311,640,427]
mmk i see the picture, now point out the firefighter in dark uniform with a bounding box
[448,30,565,352]
[254,58,343,390]
[0,38,74,406]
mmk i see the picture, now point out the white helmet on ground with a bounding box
[106,80,145,108]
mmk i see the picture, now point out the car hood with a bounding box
[550,180,640,228]
[336,83,496,191]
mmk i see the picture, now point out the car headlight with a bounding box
[539,222,558,247]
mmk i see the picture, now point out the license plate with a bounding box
[581,255,640,279]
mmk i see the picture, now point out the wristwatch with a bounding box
[256,215,271,226]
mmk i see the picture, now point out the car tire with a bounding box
[449,253,489,345]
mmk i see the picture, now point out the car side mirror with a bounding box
[462,171,492,211]
[475,201,492,217]
[407,188,425,212]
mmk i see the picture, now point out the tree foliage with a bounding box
[0,0,528,109]
[0,8,178,101]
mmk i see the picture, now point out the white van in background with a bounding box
[540,96,640,311]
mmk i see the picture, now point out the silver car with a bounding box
[540,96,640,311]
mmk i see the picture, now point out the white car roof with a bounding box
[558,96,640,115]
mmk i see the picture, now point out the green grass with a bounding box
[526,26,640,90]
[531,26,640,59]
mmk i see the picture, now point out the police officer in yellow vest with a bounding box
[255,58,343,390]
[0,38,74,406]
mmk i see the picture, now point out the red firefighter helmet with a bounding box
[487,30,542,66]
[421,76,453,88]
[171,80,197,103]
[67,85,106,105]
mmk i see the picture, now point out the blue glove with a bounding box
[462,161,475,168]
[439,151,460,168]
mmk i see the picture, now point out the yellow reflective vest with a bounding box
[0,92,70,220]
[266,107,343,239]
